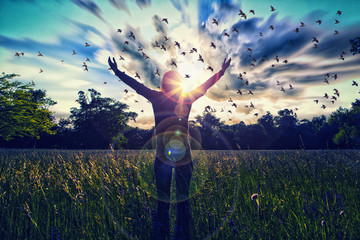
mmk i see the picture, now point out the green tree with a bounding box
[194,112,225,149]
[69,89,137,149]
[329,100,360,148]
[0,73,56,141]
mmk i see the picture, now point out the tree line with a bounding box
[1,72,359,150]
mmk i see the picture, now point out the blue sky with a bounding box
[1,0,360,129]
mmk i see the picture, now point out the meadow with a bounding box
[0,149,359,239]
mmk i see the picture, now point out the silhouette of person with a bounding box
[108,57,231,239]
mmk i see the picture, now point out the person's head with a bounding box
[161,70,183,98]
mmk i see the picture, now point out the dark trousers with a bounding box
[153,157,193,240]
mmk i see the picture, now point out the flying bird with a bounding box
[129,31,135,40]
[38,51,43,57]
[155,69,160,76]
[135,72,140,79]
[249,9,255,15]
[124,41,129,45]
[39,69,43,73]
[237,89,242,95]
[119,55,125,61]
[224,32,230,37]
[162,18,168,24]
[160,45,166,51]
[248,90,254,95]
[198,54,204,62]
[316,20,322,25]
[336,10,342,16]
[175,41,180,49]
[86,57,91,62]
[72,50,77,55]
[250,102,255,108]
[270,5,276,11]
[207,66,213,71]
[239,9,247,19]
[185,74,190,78]
[232,27,239,33]
[314,99,319,104]
[312,37,319,43]
[14,52,24,57]
[164,36,169,41]
[232,103,237,108]
[212,18,218,25]
[300,22,306,27]
[210,42,216,49]
[124,89,128,94]
[352,81,358,86]
[335,19,340,24]
[117,29,122,33]
[289,84,294,89]
[274,55,279,62]
[269,25,274,30]
[142,52,149,59]
[85,42,90,47]
[170,61,177,67]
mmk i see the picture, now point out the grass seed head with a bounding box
[251,194,258,200]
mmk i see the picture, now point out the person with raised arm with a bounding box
[108,56,231,239]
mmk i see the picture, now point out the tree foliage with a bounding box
[0,73,56,141]
[65,89,137,149]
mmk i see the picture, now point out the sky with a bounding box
[1,0,360,129]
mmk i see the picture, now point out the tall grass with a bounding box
[0,149,359,239]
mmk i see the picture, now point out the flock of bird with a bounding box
[13,5,359,123]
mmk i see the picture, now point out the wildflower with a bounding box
[321,220,325,226]
[251,194,259,200]
[339,210,344,215]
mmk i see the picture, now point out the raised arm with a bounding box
[187,58,231,102]
[108,57,156,100]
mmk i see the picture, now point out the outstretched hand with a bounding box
[221,57,231,73]
[108,57,118,72]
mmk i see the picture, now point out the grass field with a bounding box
[0,149,359,239]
